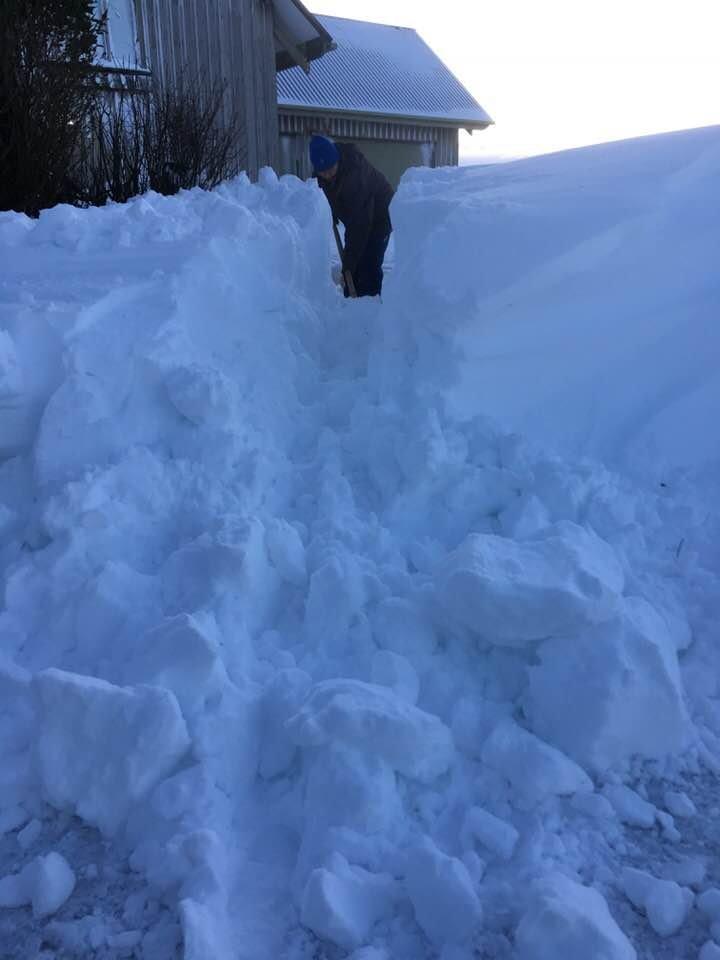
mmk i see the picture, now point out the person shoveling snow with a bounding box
[310,134,394,298]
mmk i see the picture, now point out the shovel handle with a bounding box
[332,222,358,299]
[343,270,358,299]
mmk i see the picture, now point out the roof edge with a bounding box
[278,103,493,130]
[273,0,334,72]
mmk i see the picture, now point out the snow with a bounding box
[461,806,519,862]
[621,867,693,937]
[603,784,657,828]
[404,841,483,945]
[438,521,625,645]
[665,789,698,818]
[525,597,692,771]
[698,889,720,919]
[644,879,693,938]
[286,678,454,781]
[0,126,719,959]
[17,819,42,851]
[515,873,636,960]
[481,719,593,806]
[400,125,720,471]
[35,669,191,835]
[301,853,396,950]
[0,853,76,918]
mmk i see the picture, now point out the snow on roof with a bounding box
[277,15,492,127]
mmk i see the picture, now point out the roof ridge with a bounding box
[315,12,416,33]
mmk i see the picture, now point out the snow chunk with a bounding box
[34,668,190,835]
[698,889,720,919]
[657,809,681,842]
[0,870,26,908]
[107,930,142,952]
[304,554,367,657]
[0,852,75,918]
[265,519,307,586]
[370,650,419,705]
[665,790,697,819]
[461,806,519,862]
[516,873,636,960]
[164,362,236,426]
[0,330,24,403]
[525,598,691,771]
[700,942,720,960]
[258,668,312,780]
[303,747,401,840]
[123,613,225,716]
[644,879,692,938]
[499,493,551,540]
[621,867,693,937]
[481,720,592,806]
[404,841,482,945]
[571,792,615,819]
[438,523,623,645]
[28,853,76,919]
[621,867,655,910]
[286,679,453,782]
[660,858,705,889]
[373,597,437,658]
[301,853,395,951]
[603,785,656,828]
[17,818,42,850]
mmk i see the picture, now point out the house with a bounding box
[100,0,333,178]
[276,15,492,187]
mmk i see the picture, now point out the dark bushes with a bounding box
[79,76,242,206]
[0,0,104,215]
[1,1,243,215]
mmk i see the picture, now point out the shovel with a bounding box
[332,222,358,299]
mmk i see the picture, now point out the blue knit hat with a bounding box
[309,135,339,173]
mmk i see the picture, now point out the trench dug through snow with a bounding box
[0,128,719,960]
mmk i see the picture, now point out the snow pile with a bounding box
[397,125,720,469]
[1,128,719,960]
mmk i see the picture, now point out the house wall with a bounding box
[278,110,459,184]
[134,0,279,177]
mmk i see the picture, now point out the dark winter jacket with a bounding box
[317,144,394,274]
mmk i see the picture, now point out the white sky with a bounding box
[314,0,720,160]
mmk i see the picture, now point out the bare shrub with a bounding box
[143,75,242,195]
[79,73,243,204]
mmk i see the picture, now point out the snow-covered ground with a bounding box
[0,126,719,960]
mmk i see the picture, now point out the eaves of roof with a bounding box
[278,102,493,132]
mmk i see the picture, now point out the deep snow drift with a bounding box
[0,127,719,960]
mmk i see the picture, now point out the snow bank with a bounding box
[397,126,720,469]
[1,129,719,960]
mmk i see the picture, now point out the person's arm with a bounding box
[340,165,375,274]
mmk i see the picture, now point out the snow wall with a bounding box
[395,124,720,472]
[0,128,719,960]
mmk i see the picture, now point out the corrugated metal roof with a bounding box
[277,15,492,128]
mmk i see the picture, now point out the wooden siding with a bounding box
[278,110,459,179]
[134,0,279,177]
